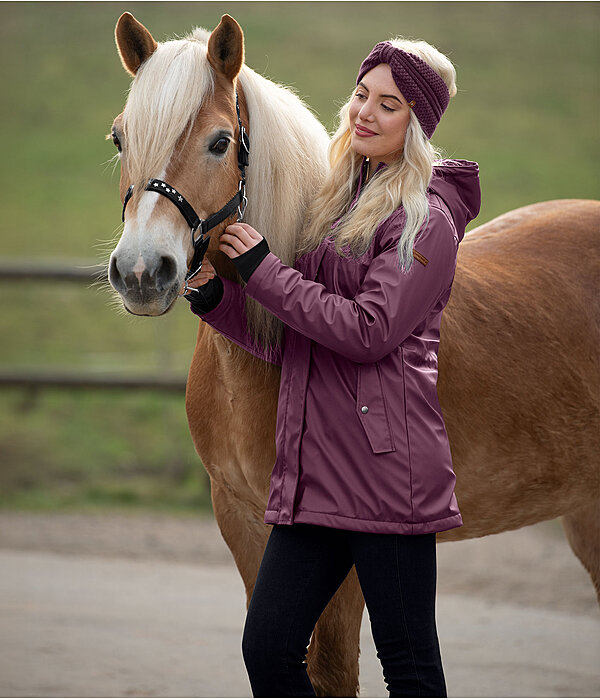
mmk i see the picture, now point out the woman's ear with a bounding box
[115,12,158,76]
[207,14,244,81]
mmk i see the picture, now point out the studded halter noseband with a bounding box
[120,92,250,296]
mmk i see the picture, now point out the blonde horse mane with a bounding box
[123,26,330,352]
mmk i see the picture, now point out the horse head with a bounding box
[108,12,248,316]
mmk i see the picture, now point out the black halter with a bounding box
[121,92,250,295]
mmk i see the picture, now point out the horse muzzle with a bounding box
[108,250,182,316]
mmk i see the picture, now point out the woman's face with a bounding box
[348,63,412,165]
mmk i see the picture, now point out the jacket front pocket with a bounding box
[356,363,396,454]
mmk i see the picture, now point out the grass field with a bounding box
[0,2,598,511]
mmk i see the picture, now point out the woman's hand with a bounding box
[185,222,270,297]
[183,258,216,292]
[220,223,264,258]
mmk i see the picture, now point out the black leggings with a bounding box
[241,523,447,697]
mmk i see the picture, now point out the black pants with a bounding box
[241,523,447,697]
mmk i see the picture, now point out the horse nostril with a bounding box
[108,254,127,294]
[155,255,178,291]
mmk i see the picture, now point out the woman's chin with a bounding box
[350,138,372,158]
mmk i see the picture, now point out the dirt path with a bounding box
[0,512,598,697]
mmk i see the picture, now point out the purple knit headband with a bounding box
[356,41,450,139]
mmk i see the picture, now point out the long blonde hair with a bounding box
[297,37,458,271]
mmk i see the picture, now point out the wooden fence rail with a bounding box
[0,260,107,283]
[0,260,186,394]
[0,370,186,393]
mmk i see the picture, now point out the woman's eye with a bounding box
[382,104,395,112]
[356,93,367,100]
[210,138,230,155]
[112,132,122,152]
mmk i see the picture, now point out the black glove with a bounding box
[232,237,270,283]
[185,237,269,315]
[184,275,224,315]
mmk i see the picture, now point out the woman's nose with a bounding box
[358,100,374,121]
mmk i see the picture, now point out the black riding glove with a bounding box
[184,275,224,315]
[185,237,269,314]
[232,237,270,283]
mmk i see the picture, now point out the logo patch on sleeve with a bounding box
[413,249,429,266]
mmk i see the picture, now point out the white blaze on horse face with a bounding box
[111,171,191,314]
[127,192,158,288]
[123,188,188,271]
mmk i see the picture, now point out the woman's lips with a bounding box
[354,124,378,137]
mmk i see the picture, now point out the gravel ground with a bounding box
[0,511,598,697]
[0,511,596,614]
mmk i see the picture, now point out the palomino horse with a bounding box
[108,12,600,696]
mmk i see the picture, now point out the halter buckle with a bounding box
[180,278,200,297]
[238,126,250,168]
[237,180,248,221]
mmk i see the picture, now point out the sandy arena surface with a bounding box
[0,511,598,697]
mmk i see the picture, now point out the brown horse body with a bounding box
[186,198,600,695]
[110,14,599,696]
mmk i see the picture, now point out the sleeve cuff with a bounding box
[232,237,270,283]
[244,251,284,298]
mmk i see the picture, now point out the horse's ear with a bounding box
[207,14,244,81]
[115,12,158,76]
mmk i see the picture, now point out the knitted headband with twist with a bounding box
[356,41,450,139]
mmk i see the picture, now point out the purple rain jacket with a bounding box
[197,159,481,535]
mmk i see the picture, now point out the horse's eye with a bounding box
[112,132,122,152]
[210,137,230,155]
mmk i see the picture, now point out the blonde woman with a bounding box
[186,38,480,697]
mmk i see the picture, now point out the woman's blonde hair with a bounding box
[296,37,458,271]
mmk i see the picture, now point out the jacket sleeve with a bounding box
[244,208,458,363]
[194,276,283,367]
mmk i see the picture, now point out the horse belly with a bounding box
[437,199,600,541]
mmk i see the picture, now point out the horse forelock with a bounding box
[123,30,215,188]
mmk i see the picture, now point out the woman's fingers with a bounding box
[238,223,263,241]
[220,223,264,258]
[185,259,216,289]
[219,233,246,257]
[200,259,216,275]
[227,222,262,242]
[185,270,215,289]
[184,220,265,293]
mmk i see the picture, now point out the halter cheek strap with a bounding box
[120,92,250,295]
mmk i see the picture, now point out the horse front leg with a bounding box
[211,478,364,697]
[210,478,270,607]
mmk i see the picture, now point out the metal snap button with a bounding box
[361,405,369,414]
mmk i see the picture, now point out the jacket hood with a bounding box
[428,159,481,240]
